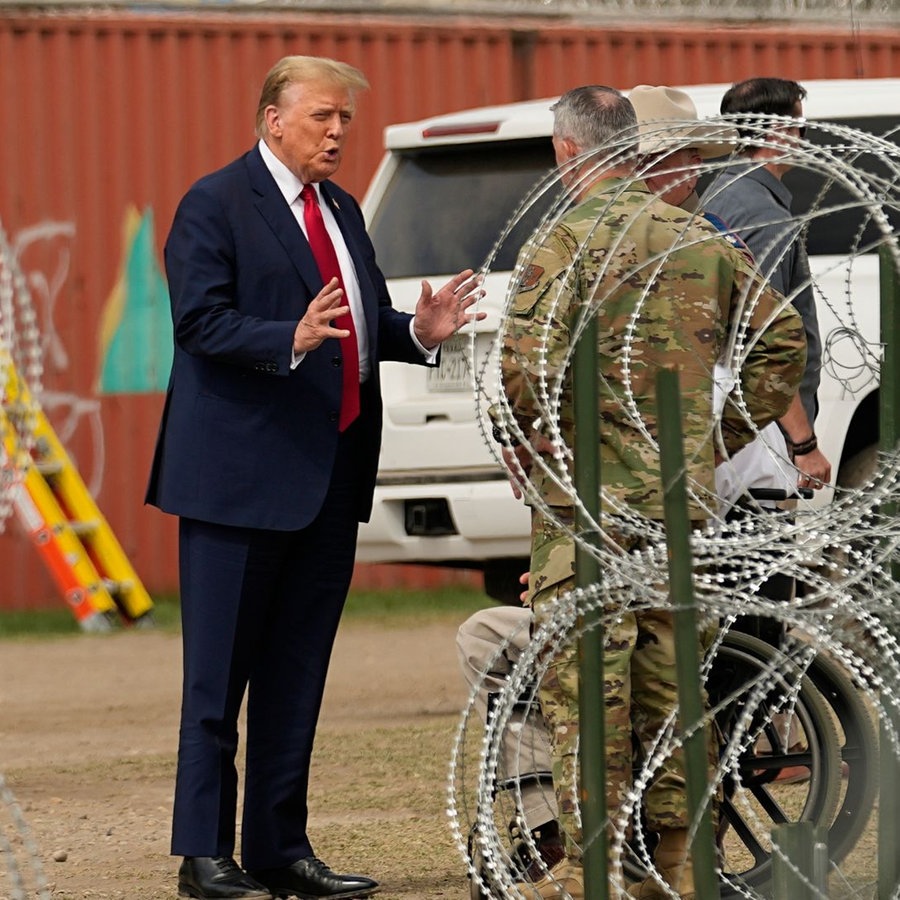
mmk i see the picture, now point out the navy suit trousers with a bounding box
[171,419,365,869]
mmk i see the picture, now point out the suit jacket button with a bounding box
[329,411,338,423]
[331,356,341,367]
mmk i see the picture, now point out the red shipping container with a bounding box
[0,9,897,610]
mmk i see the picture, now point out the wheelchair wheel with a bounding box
[711,632,843,895]
[802,643,879,862]
[625,631,842,897]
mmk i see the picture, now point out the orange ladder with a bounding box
[1,353,154,630]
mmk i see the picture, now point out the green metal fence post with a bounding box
[655,367,720,900]
[878,244,900,900]
[573,314,609,899]
[771,823,828,900]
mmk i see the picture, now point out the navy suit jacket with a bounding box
[146,145,428,531]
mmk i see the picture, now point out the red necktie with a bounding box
[301,183,360,431]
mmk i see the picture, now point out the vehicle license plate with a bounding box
[426,334,472,393]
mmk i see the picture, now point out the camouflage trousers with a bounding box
[529,513,716,859]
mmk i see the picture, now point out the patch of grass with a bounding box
[0,585,494,638]
[0,606,82,638]
[343,584,493,622]
[0,594,182,639]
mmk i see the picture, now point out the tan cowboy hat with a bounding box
[628,84,737,159]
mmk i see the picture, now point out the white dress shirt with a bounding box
[713,363,796,515]
[257,139,435,377]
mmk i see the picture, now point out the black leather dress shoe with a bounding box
[178,856,273,899]
[249,856,379,899]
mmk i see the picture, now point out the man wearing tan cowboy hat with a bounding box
[628,84,736,210]
[630,84,816,788]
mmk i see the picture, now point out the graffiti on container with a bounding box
[6,207,171,496]
[97,204,173,395]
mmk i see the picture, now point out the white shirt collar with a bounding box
[257,139,320,206]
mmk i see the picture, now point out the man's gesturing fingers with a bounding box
[293,278,350,354]
[414,269,487,348]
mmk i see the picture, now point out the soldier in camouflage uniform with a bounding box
[502,85,807,900]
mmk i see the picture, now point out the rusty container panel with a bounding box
[521,23,900,96]
[0,11,897,612]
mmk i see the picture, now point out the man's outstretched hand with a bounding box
[413,270,485,349]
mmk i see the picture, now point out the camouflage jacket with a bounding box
[501,177,807,522]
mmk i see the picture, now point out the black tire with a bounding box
[484,557,530,605]
[836,443,878,490]
[802,644,879,861]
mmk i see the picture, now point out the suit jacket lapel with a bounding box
[319,182,379,344]
[245,146,323,299]
[246,148,381,348]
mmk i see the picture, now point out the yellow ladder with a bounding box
[1,353,154,631]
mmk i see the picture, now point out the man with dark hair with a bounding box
[703,77,831,494]
[721,77,808,127]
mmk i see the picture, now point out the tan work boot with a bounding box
[515,856,584,898]
[627,829,694,900]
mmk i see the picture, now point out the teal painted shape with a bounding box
[98,209,173,394]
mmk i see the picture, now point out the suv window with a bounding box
[370,116,898,277]
[785,115,900,256]
[368,138,555,278]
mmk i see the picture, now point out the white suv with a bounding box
[357,79,900,602]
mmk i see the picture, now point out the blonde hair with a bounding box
[255,56,370,138]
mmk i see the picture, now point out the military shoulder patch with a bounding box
[517,264,545,292]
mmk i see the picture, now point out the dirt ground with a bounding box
[0,616,479,900]
[0,613,885,900]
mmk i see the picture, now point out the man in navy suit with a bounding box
[146,55,484,900]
